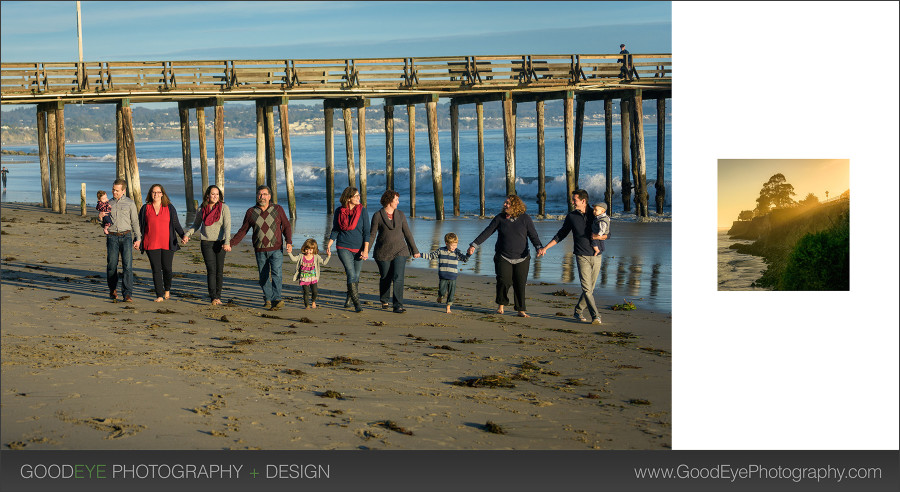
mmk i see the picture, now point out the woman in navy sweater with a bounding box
[467,195,542,317]
[326,187,370,312]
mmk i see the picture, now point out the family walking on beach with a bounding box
[98,179,609,323]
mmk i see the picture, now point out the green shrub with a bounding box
[779,212,849,290]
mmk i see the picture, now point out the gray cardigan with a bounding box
[369,208,419,261]
[185,203,231,242]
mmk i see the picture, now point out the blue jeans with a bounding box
[375,256,407,308]
[106,233,134,297]
[254,249,284,302]
[336,248,363,283]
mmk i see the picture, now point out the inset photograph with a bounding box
[718,159,849,291]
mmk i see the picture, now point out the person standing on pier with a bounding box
[537,189,609,325]
[99,178,141,302]
[618,43,640,81]
[466,195,543,318]
[326,187,370,313]
[229,185,293,310]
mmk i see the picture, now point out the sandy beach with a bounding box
[1,202,670,450]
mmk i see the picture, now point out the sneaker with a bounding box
[574,313,588,323]
[591,318,602,325]
[263,301,272,309]
[272,300,285,310]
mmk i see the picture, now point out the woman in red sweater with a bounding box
[138,184,185,302]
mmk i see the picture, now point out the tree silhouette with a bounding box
[799,193,819,207]
[738,210,754,221]
[755,173,796,215]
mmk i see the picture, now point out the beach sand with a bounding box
[1,202,670,450]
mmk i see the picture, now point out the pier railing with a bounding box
[1,54,671,102]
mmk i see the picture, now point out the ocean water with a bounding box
[1,125,671,310]
[717,230,770,291]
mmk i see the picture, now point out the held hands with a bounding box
[133,239,140,250]
[181,234,189,245]
[467,246,475,256]
[223,244,232,252]
[285,243,292,254]
[537,247,546,257]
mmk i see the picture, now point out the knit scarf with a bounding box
[337,205,362,231]
[201,202,222,226]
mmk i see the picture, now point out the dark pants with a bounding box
[494,255,530,312]
[145,249,175,298]
[301,283,318,307]
[106,233,134,297]
[375,256,407,309]
[439,278,457,305]
[200,240,226,301]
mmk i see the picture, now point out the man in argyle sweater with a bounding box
[230,185,293,310]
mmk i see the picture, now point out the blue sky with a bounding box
[0,1,671,61]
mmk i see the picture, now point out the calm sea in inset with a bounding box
[1,125,671,311]
[717,229,769,291]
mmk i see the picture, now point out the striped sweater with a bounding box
[422,246,470,280]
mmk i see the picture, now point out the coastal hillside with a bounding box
[728,195,850,290]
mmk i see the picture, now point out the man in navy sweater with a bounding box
[538,189,608,324]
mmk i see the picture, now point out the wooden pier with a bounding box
[1,54,671,218]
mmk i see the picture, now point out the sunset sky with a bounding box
[717,159,850,228]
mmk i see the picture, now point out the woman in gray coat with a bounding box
[183,185,231,305]
[369,190,420,313]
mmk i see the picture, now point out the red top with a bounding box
[143,204,170,250]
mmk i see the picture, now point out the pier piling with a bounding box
[476,101,485,217]
[324,105,335,212]
[54,102,66,214]
[121,101,141,201]
[574,96,585,188]
[197,107,209,192]
[502,93,517,196]
[426,97,444,220]
[450,100,460,216]
[536,100,546,216]
[656,98,666,214]
[255,101,265,188]
[46,107,59,212]
[384,104,394,191]
[214,100,225,192]
[342,107,356,189]
[36,106,50,208]
[564,91,575,210]
[631,90,648,217]
[279,101,296,218]
[115,104,125,180]
[407,103,416,218]
[358,105,368,208]
[620,98,632,212]
[178,102,195,215]
[265,104,278,203]
[605,98,614,211]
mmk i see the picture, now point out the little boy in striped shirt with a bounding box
[422,232,470,313]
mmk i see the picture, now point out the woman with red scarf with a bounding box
[138,184,186,302]
[183,185,232,305]
[325,187,370,312]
